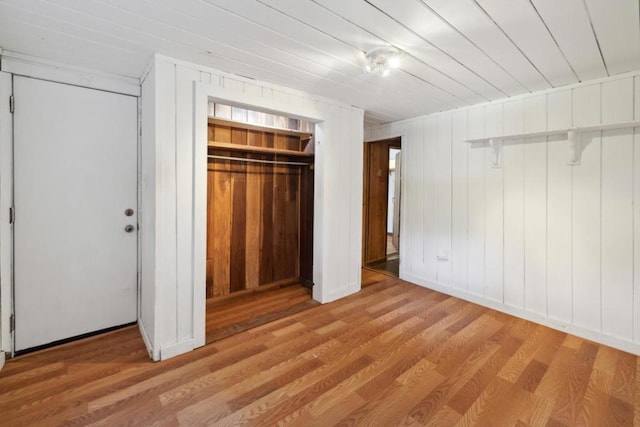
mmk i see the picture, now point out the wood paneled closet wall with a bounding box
[206,118,314,299]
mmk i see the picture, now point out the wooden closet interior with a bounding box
[206,117,315,300]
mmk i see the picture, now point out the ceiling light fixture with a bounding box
[364,46,401,77]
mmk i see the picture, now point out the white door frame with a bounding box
[0,71,14,358]
[0,73,140,357]
[192,82,324,345]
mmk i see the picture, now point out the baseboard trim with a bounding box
[160,339,196,361]
[403,273,640,356]
[138,322,158,361]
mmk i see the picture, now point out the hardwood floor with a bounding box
[1,270,639,426]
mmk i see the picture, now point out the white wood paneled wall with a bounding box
[366,72,640,354]
[141,55,363,361]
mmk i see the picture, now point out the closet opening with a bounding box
[205,101,318,344]
[362,137,401,279]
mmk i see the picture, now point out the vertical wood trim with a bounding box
[451,110,468,291]
[424,117,438,282]
[176,66,200,343]
[0,72,13,354]
[484,104,504,302]
[192,83,208,349]
[546,135,572,324]
[572,131,602,331]
[350,110,364,289]
[601,130,634,340]
[140,61,159,360]
[156,59,178,348]
[523,138,548,316]
[634,128,640,343]
[436,114,453,287]
[337,110,348,289]
[503,140,525,309]
[244,131,262,290]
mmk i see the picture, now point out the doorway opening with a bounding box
[363,137,401,279]
[204,101,319,343]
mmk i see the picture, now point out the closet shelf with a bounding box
[465,119,640,168]
[208,141,314,158]
[208,117,312,140]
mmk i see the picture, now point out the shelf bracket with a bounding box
[567,130,581,166]
[488,138,502,168]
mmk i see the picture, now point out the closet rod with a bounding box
[207,154,312,167]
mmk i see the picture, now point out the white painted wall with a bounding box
[141,55,364,361]
[366,71,640,355]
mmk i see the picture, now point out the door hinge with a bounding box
[9,207,14,224]
[9,314,15,333]
[9,95,14,114]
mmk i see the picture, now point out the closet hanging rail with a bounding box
[207,154,312,167]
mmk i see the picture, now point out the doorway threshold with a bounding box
[205,284,319,344]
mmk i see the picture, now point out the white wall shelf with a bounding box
[465,119,640,167]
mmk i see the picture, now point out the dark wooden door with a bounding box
[363,137,401,265]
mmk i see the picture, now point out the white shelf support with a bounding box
[567,130,580,166]
[488,138,502,168]
[465,119,640,168]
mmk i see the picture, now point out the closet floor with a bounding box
[206,284,318,344]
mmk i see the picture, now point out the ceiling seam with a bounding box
[309,0,488,104]
[415,0,530,93]
[471,0,553,88]
[528,0,580,82]
[364,0,509,99]
[581,0,609,76]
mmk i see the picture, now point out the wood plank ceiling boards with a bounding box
[1,0,637,124]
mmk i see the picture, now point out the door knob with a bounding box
[124,224,135,233]
[124,208,134,216]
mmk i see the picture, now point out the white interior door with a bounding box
[13,76,138,352]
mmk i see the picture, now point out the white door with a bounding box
[13,77,138,352]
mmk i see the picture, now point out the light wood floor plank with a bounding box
[0,269,637,426]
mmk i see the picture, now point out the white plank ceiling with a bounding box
[0,0,639,124]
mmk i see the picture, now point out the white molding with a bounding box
[192,82,208,350]
[160,339,197,361]
[154,54,357,113]
[1,50,140,96]
[465,119,640,144]
[466,120,640,167]
[403,273,640,356]
[138,321,158,361]
[0,72,12,354]
[325,285,361,304]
